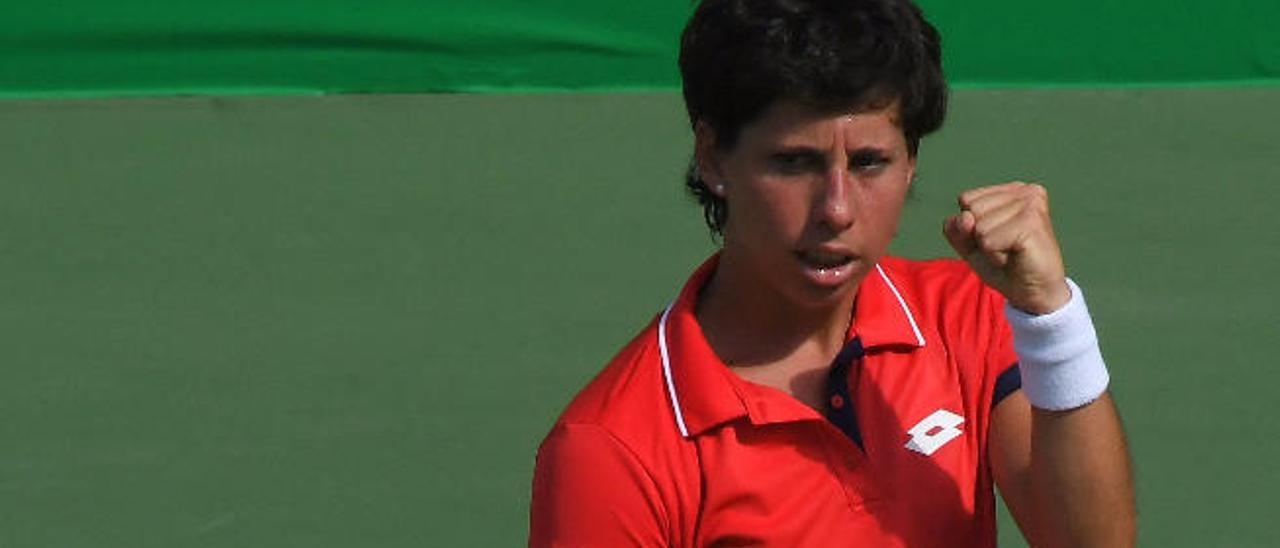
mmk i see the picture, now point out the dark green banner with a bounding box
[3,1,1279,97]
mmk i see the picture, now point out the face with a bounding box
[697,99,916,309]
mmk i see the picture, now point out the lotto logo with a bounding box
[904,409,965,456]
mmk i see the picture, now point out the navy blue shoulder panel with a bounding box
[992,362,1022,409]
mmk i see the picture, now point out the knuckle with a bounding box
[1019,207,1048,230]
[971,228,987,246]
[1019,184,1049,208]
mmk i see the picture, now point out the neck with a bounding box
[695,250,858,368]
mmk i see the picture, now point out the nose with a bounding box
[816,163,855,232]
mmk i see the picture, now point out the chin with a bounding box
[791,276,860,310]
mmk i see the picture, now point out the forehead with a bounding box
[739,99,905,146]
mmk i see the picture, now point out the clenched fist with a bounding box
[943,182,1071,315]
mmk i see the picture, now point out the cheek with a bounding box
[728,175,804,221]
[747,182,815,233]
[861,180,910,234]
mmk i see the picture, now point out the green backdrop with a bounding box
[2,87,1278,545]
[5,1,1280,545]
[4,0,1280,97]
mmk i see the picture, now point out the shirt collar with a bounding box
[658,254,926,438]
[855,262,928,350]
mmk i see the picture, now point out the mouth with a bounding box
[796,248,857,287]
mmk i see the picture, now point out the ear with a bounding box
[694,121,727,198]
[905,154,918,185]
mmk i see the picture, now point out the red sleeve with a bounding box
[529,423,669,547]
[984,287,1022,409]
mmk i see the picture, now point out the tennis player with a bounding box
[531,0,1136,546]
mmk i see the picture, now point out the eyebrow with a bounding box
[770,144,892,157]
[770,144,824,154]
[849,146,892,157]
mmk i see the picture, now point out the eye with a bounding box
[769,151,822,174]
[849,150,890,172]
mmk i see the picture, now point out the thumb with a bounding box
[943,211,978,258]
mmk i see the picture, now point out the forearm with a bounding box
[947,183,1137,545]
[998,280,1136,546]
[1028,392,1135,547]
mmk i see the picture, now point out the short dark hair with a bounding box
[679,0,948,236]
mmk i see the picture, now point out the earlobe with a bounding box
[693,121,726,197]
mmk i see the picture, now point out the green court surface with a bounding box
[2,87,1278,546]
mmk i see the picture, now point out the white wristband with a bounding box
[1005,278,1110,411]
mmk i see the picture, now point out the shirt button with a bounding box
[830,394,845,409]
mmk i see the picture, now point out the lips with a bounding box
[797,249,854,269]
[796,248,857,287]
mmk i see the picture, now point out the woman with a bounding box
[531,0,1135,546]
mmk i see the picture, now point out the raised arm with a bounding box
[944,182,1137,547]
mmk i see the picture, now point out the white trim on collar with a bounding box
[875,264,927,347]
[660,264,925,438]
[658,303,691,438]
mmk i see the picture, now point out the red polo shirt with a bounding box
[531,255,1020,547]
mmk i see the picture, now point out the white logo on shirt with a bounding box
[904,409,965,456]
